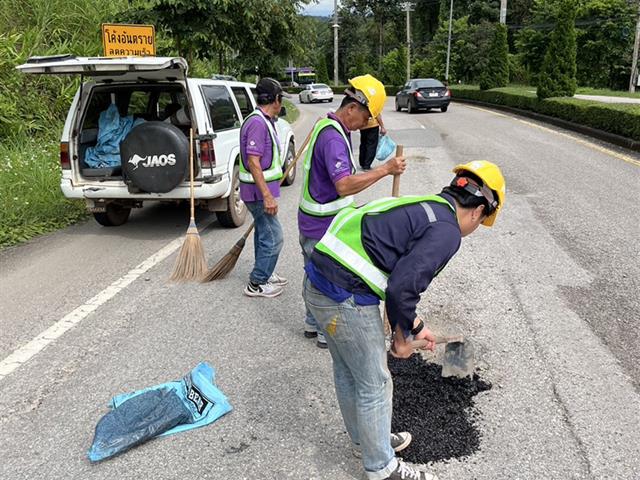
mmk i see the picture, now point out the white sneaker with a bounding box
[386,459,439,480]
[243,281,283,298]
[353,432,412,458]
[268,272,289,286]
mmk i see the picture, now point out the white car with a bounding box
[17,55,296,227]
[299,83,333,103]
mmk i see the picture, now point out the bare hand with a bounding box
[379,126,387,136]
[414,324,436,352]
[384,156,406,176]
[263,195,278,215]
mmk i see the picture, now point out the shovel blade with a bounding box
[441,340,475,378]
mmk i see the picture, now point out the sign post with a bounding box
[102,24,156,57]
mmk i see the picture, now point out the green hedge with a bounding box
[284,85,402,97]
[450,86,640,142]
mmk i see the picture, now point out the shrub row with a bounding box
[450,86,640,142]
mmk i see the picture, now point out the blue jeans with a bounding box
[299,234,319,330]
[304,279,396,480]
[245,201,283,285]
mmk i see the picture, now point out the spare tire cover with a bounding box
[120,122,189,193]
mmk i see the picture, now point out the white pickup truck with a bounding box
[17,55,296,227]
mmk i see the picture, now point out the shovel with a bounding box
[392,334,475,379]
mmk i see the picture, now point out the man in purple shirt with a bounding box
[298,74,406,347]
[239,78,289,298]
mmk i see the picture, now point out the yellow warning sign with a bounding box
[102,24,155,57]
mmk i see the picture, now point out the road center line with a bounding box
[0,235,186,380]
[462,104,640,167]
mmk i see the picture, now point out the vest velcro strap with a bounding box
[320,233,388,293]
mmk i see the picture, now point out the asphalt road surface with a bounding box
[1,95,639,479]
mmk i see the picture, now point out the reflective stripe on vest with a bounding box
[298,118,356,217]
[239,109,282,184]
[315,195,455,299]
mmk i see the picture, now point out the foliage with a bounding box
[479,23,509,90]
[380,46,407,85]
[537,0,577,99]
[451,85,640,141]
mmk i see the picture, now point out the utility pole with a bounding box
[499,0,507,25]
[629,0,640,93]
[402,3,414,81]
[333,0,339,86]
[445,0,454,81]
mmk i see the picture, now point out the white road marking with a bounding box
[462,104,640,167]
[0,236,186,380]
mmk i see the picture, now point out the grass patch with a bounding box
[0,135,87,248]
[282,98,300,124]
[576,87,640,99]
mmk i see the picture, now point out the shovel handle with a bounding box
[401,334,464,350]
[392,145,403,197]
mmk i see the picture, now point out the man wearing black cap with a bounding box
[239,77,289,298]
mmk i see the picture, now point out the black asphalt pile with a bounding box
[389,353,491,463]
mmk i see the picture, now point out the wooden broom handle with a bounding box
[392,145,403,197]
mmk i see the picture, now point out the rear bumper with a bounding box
[60,174,230,200]
[415,97,450,108]
[310,94,333,102]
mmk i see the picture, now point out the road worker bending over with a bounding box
[303,161,505,480]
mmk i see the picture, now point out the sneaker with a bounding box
[243,281,283,298]
[304,325,318,338]
[316,332,328,349]
[353,432,412,458]
[268,272,289,286]
[386,459,439,480]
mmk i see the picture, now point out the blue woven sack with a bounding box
[375,134,396,161]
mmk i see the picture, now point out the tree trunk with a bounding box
[219,49,224,74]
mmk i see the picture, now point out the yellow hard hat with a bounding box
[452,160,505,227]
[347,74,386,118]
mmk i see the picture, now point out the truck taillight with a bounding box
[60,142,71,170]
[199,138,216,169]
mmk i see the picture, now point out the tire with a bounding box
[395,99,401,112]
[441,105,449,112]
[120,122,189,193]
[216,164,247,228]
[93,203,131,227]
[299,94,304,103]
[407,100,414,114]
[281,142,296,186]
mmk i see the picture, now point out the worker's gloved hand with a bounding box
[384,156,406,176]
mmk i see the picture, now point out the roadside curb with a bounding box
[451,97,640,152]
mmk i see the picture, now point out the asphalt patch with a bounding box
[389,353,491,463]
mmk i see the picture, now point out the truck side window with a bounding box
[231,87,253,118]
[201,85,240,131]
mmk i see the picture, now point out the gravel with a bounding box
[389,353,491,463]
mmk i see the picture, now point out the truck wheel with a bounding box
[216,164,246,228]
[93,204,131,227]
[281,142,296,187]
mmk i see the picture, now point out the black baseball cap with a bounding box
[256,77,290,103]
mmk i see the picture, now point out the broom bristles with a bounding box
[170,222,208,281]
[201,237,246,282]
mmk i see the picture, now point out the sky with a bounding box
[302,0,335,17]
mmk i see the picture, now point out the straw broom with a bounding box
[384,144,404,337]
[201,121,317,282]
[170,129,208,281]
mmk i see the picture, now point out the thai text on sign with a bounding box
[102,24,155,57]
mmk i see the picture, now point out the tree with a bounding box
[479,23,509,90]
[315,54,330,83]
[380,46,406,85]
[537,0,577,99]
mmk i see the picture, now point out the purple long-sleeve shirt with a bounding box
[297,112,355,239]
[309,194,462,333]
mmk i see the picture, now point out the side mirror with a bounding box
[279,106,287,118]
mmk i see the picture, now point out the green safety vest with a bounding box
[239,109,282,184]
[315,195,455,299]
[299,118,357,217]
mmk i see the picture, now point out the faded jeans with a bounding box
[299,234,319,330]
[245,201,283,285]
[304,279,396,480]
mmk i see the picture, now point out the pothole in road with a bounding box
[390,353,491,463]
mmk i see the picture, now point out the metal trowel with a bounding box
[400,334,475,379]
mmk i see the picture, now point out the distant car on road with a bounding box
[299,83,333,103]
[395,78,451,113]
